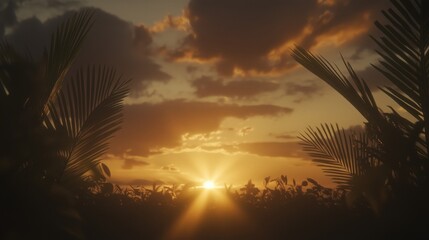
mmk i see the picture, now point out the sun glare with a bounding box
[203,180,215,189]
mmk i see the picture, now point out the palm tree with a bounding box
[0,9,130,186]
[292,0,429,212]
[0,9,130,239]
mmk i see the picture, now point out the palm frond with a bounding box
[299,124,375,189]
[46,65,130,182]
[43,9,94,115]
[0,41,36,106]
[291,47,383,126]
[373,0,429,148]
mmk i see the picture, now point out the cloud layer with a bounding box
[165,0,389,76]
[192,75,280,98]
[109,99,293,156]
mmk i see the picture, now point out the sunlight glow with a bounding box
[163,188,247,240]
[203,180,215,189]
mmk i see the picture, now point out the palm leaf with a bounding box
[373,0,429,148]
[46,65,130,182]
[291,47,383,127]
[299,124,374,189]
[42,9,94,116]
[0,42,36,108]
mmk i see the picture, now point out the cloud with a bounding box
[299,0,388,48]
[201,141,305,159]
[238,126,253,137]
[5,7,170,94]
[45,0,82,9]
[271,133,297,140]
[285,81,320,95]
[161,164,180,172]
[105,153,150,170]
[236,141,305,158]
[218,125,366,159]
[164,0,389,76]
[284,81,323,102]
[109,99,293,156]
[355,64,390,91]
[148,14,190,33]
[121,153,150,170]
[168,0,316,75]
[0,0,17,37]
[192,75,280,98]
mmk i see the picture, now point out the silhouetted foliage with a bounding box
[0,10,130,239]
[292,0,429,216]
[73,175,428,239]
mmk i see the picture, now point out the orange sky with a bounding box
[3,0,395,187]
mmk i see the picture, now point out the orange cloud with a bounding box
[109,100,293,156]
[190,140,305,159]
[149,14,190,33]
[236,141,305,158]
[192,76,280,98]
[163,0,389,76]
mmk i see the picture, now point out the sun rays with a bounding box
[162,187,247,240]
[202,180,215,189]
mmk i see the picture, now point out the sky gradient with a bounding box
[1,0,396,187]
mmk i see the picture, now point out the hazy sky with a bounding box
[2,0,395,187]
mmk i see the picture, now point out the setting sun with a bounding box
[203,180,215,189]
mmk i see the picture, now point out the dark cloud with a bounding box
[166,0,390,76]
[75,9,171,93]
[299,0,388,49]
[231,125,365,159]
[355,64,390,91]
[0,0,83,38]
[45,0,81,9]
[121,154,150,170]
[0,0,17,37]
[170,0,316,75]
[109,99,293,156]
[285,81,320,95]
[284,81,323,102]
[192,75,280,98]
[271,133,297,140]
[186,65,198,74]
[5,7,170,94]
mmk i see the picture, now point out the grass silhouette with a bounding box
[76,175,428,239]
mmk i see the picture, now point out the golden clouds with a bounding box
[109,100,293,156]
[149,14,190,33]
[192,76,280,98]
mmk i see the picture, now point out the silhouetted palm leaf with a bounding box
[43,9,94,115]
[46,66,130,182]
[300,124,374,189]
[372,0,429,150]
[293,0,429,200]
[1,9,131,239]
[291,47,383,126]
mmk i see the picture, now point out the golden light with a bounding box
[163,163,249,240]
[163,187,247,240]
[203,180,215,189]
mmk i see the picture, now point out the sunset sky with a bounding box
[2,0,396,187]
